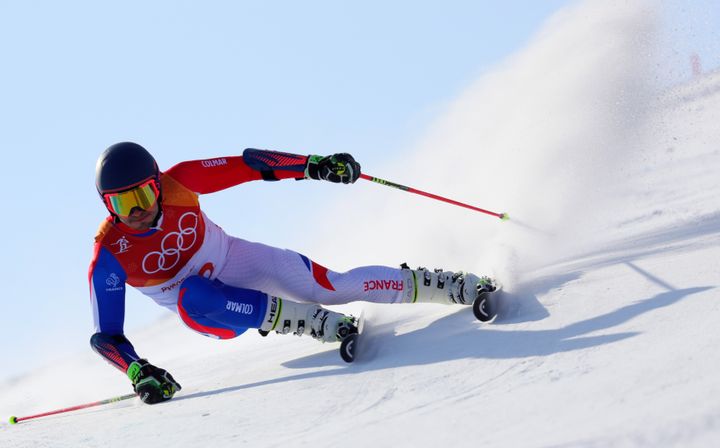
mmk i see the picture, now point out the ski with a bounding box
[472,286,502,323]
[339,313,364,363]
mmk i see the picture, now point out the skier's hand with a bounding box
[305,153,361,184]
[127,359,181,405]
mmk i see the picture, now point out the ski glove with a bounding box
[305,153,361,184]
[127,359,182,405]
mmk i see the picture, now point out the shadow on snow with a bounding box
[176,284,712,403]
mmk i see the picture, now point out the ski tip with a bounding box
[500,213,510,221]
[473,291,498,323]
[9,416,17,425]
[340,334,358,363]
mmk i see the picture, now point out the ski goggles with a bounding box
[103,179,160,218]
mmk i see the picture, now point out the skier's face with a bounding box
[103,178,161,231]
[117,201,160,231]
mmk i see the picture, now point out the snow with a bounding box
[2,1,720,447]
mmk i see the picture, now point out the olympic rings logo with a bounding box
[142,212,199,274]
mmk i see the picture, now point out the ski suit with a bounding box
[89,149,410,373]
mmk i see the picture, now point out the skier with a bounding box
[90,142,496,404]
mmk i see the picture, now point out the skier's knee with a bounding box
[177,307,247,340]
[177,275,269,339]
[178,276,226,315]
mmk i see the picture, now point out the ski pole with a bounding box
[8,393,136,425]
[359,173,509,221]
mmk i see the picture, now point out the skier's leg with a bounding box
[403,265,497,305]
[216,237,410,305]
[177,276,264,339]
[216,237,495,307]
[177,275,354,342]
[257,295,357,342]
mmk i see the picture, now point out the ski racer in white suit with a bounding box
[89,142,494,404]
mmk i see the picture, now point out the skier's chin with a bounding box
[129,221,153,231]
[123,210,157,231]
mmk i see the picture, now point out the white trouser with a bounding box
[215,237,409,305]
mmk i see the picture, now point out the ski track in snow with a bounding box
[3,1,720,447]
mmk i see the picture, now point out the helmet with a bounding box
[95,142,159,195]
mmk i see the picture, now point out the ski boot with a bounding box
[401,263,496,305]
[258,297,357,343]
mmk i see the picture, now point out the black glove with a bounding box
[305,153,361,184]
[127,359,181,405]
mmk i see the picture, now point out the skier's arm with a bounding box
[245,149,361,184]
[88,244,139,372]
[88,245,181,404]
[164,149,361,194]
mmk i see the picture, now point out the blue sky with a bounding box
[0,0,715,381]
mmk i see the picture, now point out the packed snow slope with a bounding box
[2,1,719,447]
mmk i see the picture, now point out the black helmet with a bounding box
[95,142,160,195]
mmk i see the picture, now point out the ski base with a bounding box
[340,333,359,363]
[473,289,501,322]
[339,313,364,363]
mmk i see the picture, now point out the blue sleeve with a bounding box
[90,247,128,335]
[242,148,308,181]
[90,332,140,373]
[89,246,140,372]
